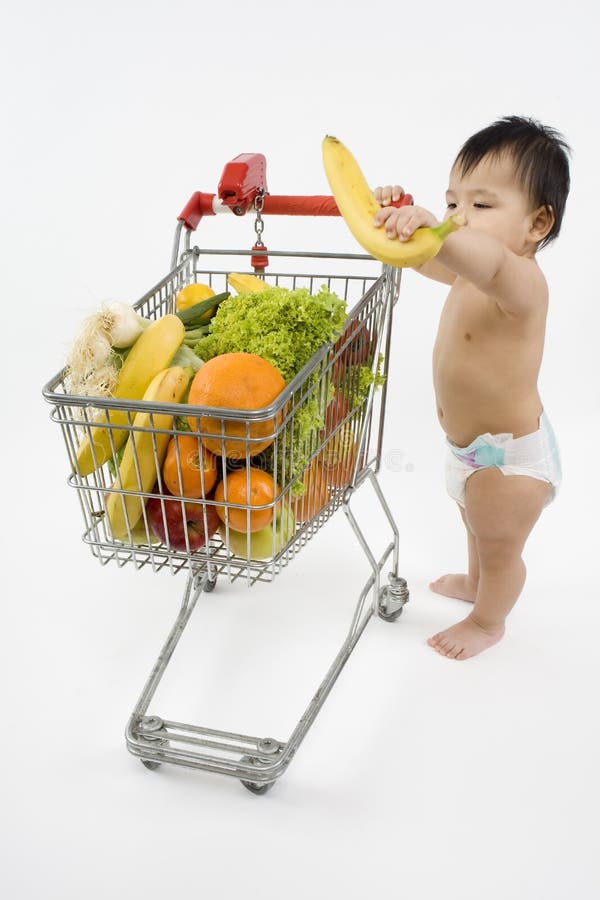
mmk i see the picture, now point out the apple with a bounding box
[146,489,221,551]
[129,521,161,545]
[218,504,295,560]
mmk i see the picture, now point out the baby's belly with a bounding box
[433,355,543,445]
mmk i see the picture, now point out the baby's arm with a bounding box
[374,187,456,285]
[375,199,545,315]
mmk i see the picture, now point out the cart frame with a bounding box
[43,169,410,792]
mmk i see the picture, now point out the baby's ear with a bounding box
[530,204,555,243]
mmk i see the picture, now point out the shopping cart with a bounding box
[42,153,411,793]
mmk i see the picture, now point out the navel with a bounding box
[464,332,472,341]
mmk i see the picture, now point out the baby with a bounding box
[374,115,570,660]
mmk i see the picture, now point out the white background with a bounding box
[2,1,599,898]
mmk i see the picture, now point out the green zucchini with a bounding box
[175,290,230,327]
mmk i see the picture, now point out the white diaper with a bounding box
[445,410,562,509]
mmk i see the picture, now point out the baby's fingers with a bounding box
[373,184,404,207]
[376,208,420,240]
[396,209,439,240]
[396,212,422,241]
[373,205,399,228]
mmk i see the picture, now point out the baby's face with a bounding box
[444,153,536,255]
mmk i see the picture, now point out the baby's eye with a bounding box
[446,202,457,209]
[473,203,490,209]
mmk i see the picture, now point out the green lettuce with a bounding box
[193,284,347,382]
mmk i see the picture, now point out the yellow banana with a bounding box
[105,365,190,540]
[322,135,462,268]
[76,315,185,476]
[227,272,269,294]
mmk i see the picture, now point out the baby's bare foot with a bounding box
[428,574,477,602]
[427,614,505,660]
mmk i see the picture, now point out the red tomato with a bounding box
[332,319,372,386]
[320,390,349,439]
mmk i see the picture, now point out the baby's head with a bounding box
[451,116,571,250]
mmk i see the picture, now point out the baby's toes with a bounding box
[429,634,449,654]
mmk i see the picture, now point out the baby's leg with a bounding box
[429,503,479,601]
[428,468,552,660]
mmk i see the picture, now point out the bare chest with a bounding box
[434,287,546,366]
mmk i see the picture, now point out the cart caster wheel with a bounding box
[204,577,217,593]
[378,603,404,622]
[239,756,275,795]
[241,778,274,795]
[379,575,409,622]
[141,759,161,771]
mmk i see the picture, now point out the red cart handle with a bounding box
[178,191,414,230]
[177,152,413,231]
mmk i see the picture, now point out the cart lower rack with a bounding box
[43,157,410,792]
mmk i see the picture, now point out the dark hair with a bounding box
[454,115,571,249]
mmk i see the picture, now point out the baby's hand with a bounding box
[373,185,439,242]
[374,185,405,207]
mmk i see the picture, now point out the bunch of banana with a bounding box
[105,365,190,540]
[322,135,462,268]
[76,315,185,476]
[227,272,269,294]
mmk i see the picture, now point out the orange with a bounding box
[162,434,218,499]
[291,459,330,524]
[214,467,277,533]
[175,282,216,314]
[187,352,286,458]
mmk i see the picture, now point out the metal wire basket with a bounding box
[43,246,401,587]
